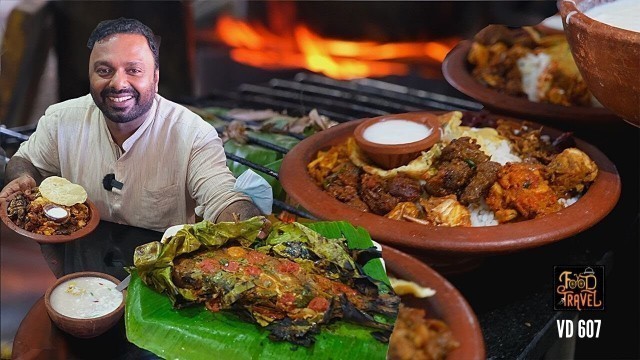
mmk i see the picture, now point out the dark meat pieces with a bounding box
[439,136,490,165]
[424,137,500,203]
[388,175,422,202]
[423,159,474,197]
[360,174,400,215]
[460,161,501,204]
[324,162,370,212]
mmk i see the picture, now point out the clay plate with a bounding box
[442,40,619,127]
[279,111,621,255]
[383,245,485,360]
[0,197,100,244]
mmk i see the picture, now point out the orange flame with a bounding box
[214,14,458,80]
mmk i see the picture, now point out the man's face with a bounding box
[89,34,159,124]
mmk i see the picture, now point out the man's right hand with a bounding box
[0,175,36,203]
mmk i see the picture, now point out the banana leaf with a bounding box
[125,220,392,360]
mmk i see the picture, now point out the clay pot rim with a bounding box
[44,271,125,322]
[559,0,640,41]
[353,114,442,155]
[383,245,485,360]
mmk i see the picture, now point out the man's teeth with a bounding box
[109,96,132,103]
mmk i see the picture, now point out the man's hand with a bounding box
[215,200,262,223]
[0,175,36,203]
[1,155,43,203]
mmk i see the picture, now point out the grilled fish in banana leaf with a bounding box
[131,216,399,348]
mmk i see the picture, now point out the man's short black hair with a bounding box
[87,17,160,69]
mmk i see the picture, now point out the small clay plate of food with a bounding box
[279,110,620,255]
[442,25,618,126]
[0,176,99,243]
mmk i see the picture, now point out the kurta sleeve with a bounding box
[187,125,251,222]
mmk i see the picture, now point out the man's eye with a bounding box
[127,69,142,74]
[96,68,111,75]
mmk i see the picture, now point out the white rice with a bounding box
[517,52,551,102]
[486,139,522,165]
[559,196,579,207]
[469,200,499,227]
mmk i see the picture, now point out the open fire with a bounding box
[204,3,460,80]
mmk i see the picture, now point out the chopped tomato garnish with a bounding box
[205,299,221,312]
[198,259,221,273]
[308,297,330,312]
[276,292,297,311]
[244,265,262,277]
[246,250,267,265]
[276,260,300,274]
[333,282,358,296]
[223,260,240,272]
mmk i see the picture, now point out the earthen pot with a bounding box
[44,271,125,339]
[353,113,441,170]
[559,0,640,127]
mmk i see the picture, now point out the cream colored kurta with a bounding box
[15,94,249,232]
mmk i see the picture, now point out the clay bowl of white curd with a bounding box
[353,112,442,170]
[44,271,125,338]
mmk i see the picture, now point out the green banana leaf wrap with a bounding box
[133,216,270,304]
[127,216,398,359]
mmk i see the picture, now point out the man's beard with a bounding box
[92,87,154,124]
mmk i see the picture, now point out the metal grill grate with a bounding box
[1,72,482,218]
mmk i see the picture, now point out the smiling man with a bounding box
[0,18,261,231]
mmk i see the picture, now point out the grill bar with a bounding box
[1,127,30,142]
[296,73,483,111]
[273,199,318,220]
[268,79,424,114]
[215,127,290,155]
[206,89,352,122]
[239,84,388,119]
[224,152,280,179]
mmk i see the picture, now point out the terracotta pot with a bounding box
[353,113,441,170]
[559,0,640,127]
[44,271,125,339]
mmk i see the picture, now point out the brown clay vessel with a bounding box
[559,0,640,126]
[353,113,441,170]
[279,111,621,256]
[44,271,125,339]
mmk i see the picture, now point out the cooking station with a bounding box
[1,1,638,358]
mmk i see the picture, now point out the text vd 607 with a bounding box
[557,319,601,338]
